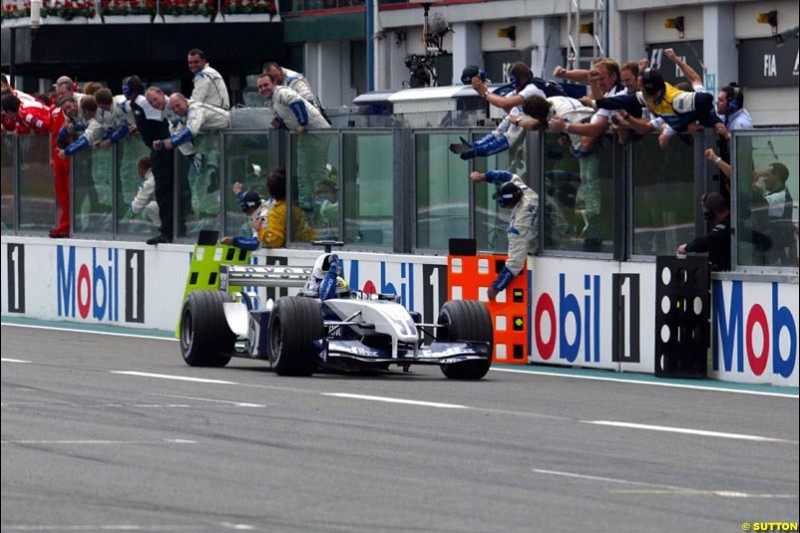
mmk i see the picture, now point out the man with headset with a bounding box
[714,83,753,171]
[716,84,753,133]
[677,192,731,271]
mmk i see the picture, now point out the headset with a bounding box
[461,65,487,85]
[726,85,743,113]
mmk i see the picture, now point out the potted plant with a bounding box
[101,0,156,22]
[159,0,216,22]
[45,0,97,22]
[220,0,277,21]
[1,2,39,26]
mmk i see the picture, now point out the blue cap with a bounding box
[239,190,260,212]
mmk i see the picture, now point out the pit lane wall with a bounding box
[2,237,797,387]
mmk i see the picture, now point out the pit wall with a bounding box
[2,237,797,387]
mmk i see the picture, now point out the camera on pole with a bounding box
[405,1,451,88]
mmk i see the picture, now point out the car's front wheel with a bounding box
[437,300,493,380]
[267,296,324,376]
[180,291,235,367]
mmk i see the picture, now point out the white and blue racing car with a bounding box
[179,242,493,379]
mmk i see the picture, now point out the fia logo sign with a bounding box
[763,53,778,77]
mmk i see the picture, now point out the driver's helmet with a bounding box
[312,253,336,280]
[307,253,350,298]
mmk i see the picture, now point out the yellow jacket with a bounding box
[258,199,316,248]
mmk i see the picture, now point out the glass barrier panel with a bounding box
[735,133,799,268]
[223,133,270,241]
[1,136,14,232]
[343,133,393,247]
[115,134,157,240]
[542,131,613,253]
[472,133,514,254]
[178,133,221,240]
[631,134,695,256]
[71,147,112,235]
[415,132,469,250]
[289,132,338,245]
[18,134,57,233]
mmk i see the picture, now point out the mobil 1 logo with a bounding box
[422,264,447,323]
[7,243,25,313]
[125,249,145,323]
[612,273,640,363]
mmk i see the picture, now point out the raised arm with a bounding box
[664,48,703,89]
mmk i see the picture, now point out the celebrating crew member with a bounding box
[470,170,538,301]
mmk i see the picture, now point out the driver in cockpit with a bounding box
[299,253,350,301]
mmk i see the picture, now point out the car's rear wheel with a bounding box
[437,300,493,380]
[180,291,235,367]
[268,296,324,376]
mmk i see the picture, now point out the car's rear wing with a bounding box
[219,265,313,291]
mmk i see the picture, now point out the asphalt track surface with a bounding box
[2,323,798,533]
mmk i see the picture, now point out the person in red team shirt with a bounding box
[49,96,72,238]
[0,94,50,134]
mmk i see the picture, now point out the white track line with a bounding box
[1,439,196,445]
[323,392,468,409]
[491,367,799,399]
[2,525,195,531]
[531,468,795,498]
[154,393,266,408]
[1,322,177,341]
[1,358,31,363]
[111,371,238,385]
[584,420,795,443]
[5,322,797,398]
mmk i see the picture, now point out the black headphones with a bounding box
[726,85,743,113]
[461,66,487,85]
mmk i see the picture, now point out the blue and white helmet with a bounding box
[312,253,337,280]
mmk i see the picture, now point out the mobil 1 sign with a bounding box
[738,37,799,88]
[55,245,145,324]
[6,243,25,314]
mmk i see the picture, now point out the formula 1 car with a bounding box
[179,242,493,379]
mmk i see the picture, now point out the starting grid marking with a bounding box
[1,524,256,531]
[1,358,31,364]
[111,371,239,385]
[1,438,197,445]
[532,468,797,499]
[322,392,468,409]
[584,420,796,444]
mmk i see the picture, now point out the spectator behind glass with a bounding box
[677,192,731,271]
[128,154,161,227]
[255,168,316,248]
[313,178,339,239]
[751,162,796,266]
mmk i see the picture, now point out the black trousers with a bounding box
[151,149,175,238]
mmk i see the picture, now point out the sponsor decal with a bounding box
[56,246,120,321]
[534,273,601,363]
[713,281,797,379]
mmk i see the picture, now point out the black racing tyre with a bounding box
[437,300,493,380]
[267,296,324,376]
[180,291,235,367]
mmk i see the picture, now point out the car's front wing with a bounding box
[321,340,491,365]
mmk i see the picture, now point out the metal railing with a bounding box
[1,126,797,277]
